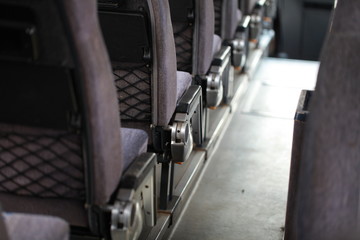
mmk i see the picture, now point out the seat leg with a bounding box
[159,161,174,210]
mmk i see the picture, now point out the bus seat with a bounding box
[214,0,251,73]
[98,0,203,160]
[169,0,232,108]
[248,0,277,44]
[177,71,193,101]
[98,0,203,210]
[294,0,360,239]
[0,0,156,238]
[2,212,69,240]
[214,0,241,41]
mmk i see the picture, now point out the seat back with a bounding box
[99,0,178,127]
[296,0,360,239]
[214,0,241,41]
[246,0,259,14]
[0,0,122,232]
[169,0,215,76]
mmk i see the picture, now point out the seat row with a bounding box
[0,0,277,239]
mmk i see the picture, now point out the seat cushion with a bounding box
[3,213,69,240]
[212,34,222,58]
[176,71,192,101]
[121,128,148,171]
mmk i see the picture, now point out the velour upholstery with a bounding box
[121,128,148,171]
[247,0,258,14]
[170,0,218,76]
[150,0,178,126]
[223,0,241,40]
[3,212,69,240]
[0,193,87,227]
[214,0,223,36]
[121,122,152,145]
[214,0,241,40]
[212,34,222,59]
[296,1,360,239]
[63,0,123,206]
[176,71,193,101]
[0,0,122,228]
[194,0,216,76]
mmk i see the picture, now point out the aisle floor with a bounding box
[169,58,319,240]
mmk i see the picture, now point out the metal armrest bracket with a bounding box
[230,15,251,69]
[208,46,232,105]
[202,46,233,107]
[171,85,203,163]
[108,153,157,240]
[250,0,266,44]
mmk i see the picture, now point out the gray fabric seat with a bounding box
[0,0,148,237]
[0,0,156,238]
[170,0,217,76]
[214,0,250,71]
[214,0,242,41]
[98,0,198,210]
[170,0,234,108]
[2,212,69,240]
[121,128,148,171]
[176,71,193,101]
[99,0,191,136]
[213,34,223,57]
[294,0,360,239]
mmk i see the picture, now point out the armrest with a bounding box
[171,85,203,162]
[255,0,267,10]
[151,86,203,161]
[109,152,157,239]
[236,15,251,32]
[118,152,157,190]
[194,46,231,108]
[212,45,232,67]
[176,85,203,146]
[176,85,202,115]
